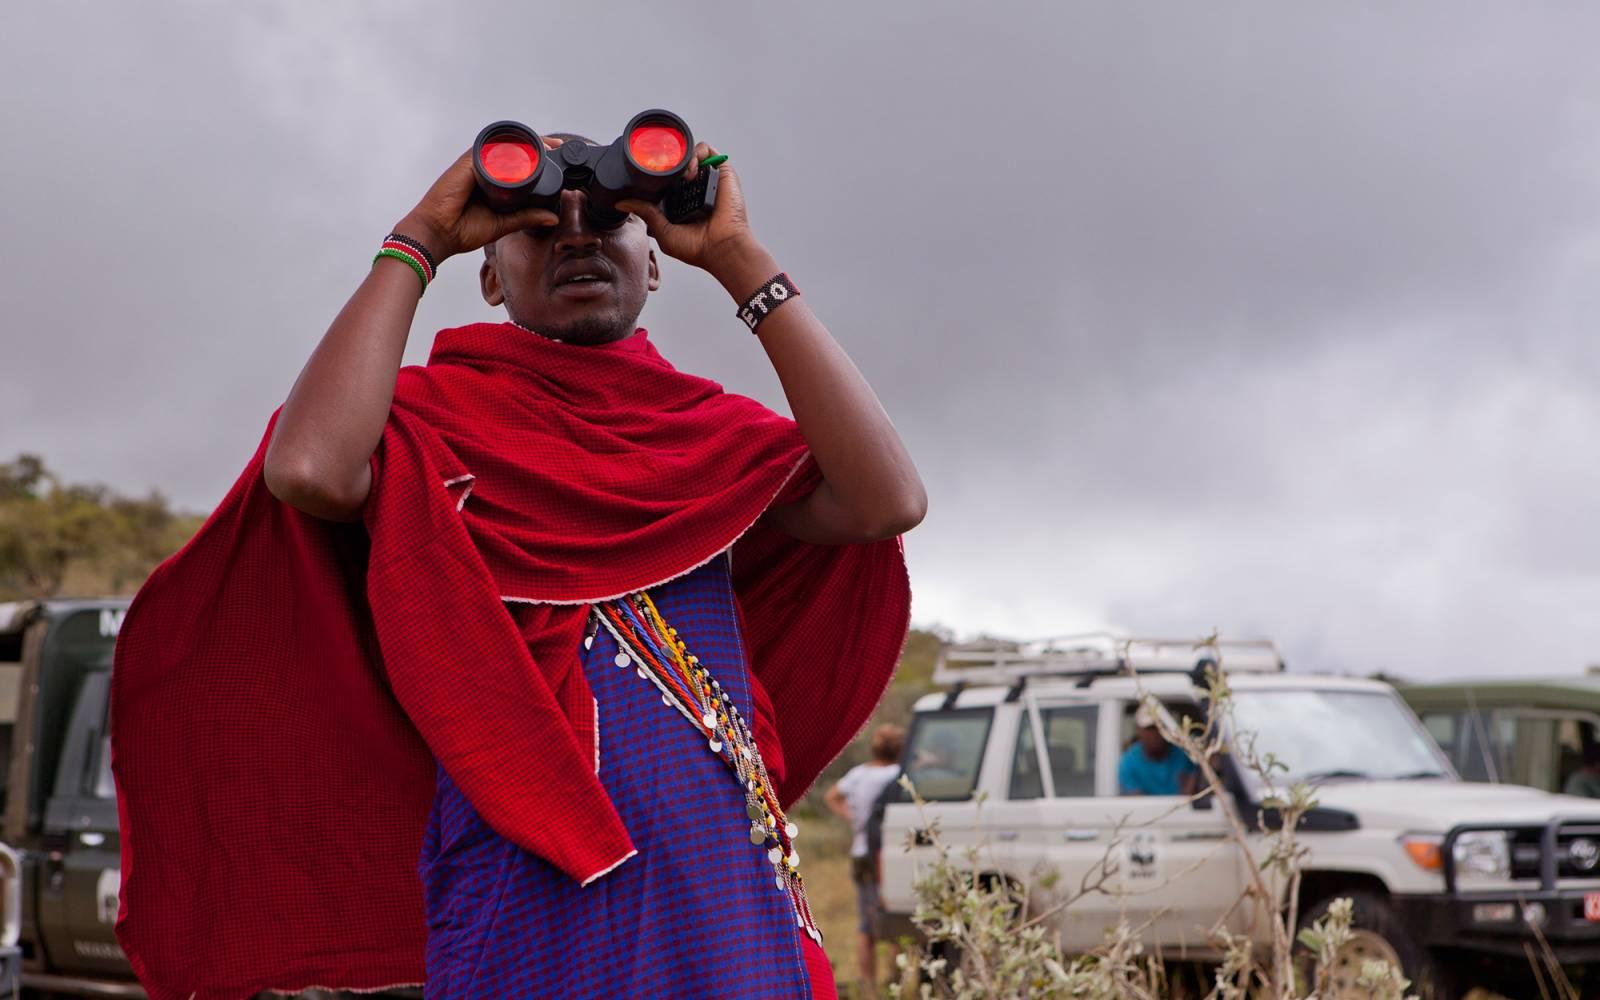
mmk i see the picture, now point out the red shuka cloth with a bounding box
[111,325,910,1000]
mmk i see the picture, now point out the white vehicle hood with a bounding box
[1311,779,1600,832]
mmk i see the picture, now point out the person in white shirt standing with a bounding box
[825,723,907,993]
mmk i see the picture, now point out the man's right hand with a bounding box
[392,138,564,263]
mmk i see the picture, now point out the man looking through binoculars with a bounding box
[112,120,922,1000]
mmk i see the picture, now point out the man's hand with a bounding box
[615,142,762,285]
[392,139,565,264]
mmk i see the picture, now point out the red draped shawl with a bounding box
[110,324,910,1000]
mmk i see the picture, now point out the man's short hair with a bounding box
[870,723,905,763]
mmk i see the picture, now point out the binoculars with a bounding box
[472,109,718,229]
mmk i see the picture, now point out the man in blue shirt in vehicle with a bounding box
[1119,703,1198,796]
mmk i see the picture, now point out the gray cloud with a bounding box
[4,1,1599,679]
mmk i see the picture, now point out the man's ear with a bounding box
[480,247,505,306]
[647,248,661,292]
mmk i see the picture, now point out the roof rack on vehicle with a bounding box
[931,633,1285,687]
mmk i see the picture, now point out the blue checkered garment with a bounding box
[419,554,812,999]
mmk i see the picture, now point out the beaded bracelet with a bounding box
[736,272,800,333]
[373,233,437,294]
[384,231,438,274]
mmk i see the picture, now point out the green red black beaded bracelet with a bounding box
[373,232,437,294]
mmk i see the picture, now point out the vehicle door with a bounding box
[984,695,1111,954]
[36,669,128,976]
[1069,697,1244,958]
[879,705,996,918]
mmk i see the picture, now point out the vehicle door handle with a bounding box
[1172,830,1227,841]
[996,830,1019,842]
[1062,829,1099,842]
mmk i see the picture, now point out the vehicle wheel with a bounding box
[1298,892,1458,1000]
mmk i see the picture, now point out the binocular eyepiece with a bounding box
[472,109,718,229]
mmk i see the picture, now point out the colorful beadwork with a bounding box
[595,591,823,944]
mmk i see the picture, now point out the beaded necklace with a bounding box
[592,591,822,945]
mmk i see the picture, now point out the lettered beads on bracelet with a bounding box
[374,233,436,294]
[736,272,800,333]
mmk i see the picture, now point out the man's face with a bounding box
[1138,725,1169,758]
[481,184,659,345]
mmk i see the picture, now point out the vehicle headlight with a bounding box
[1452,831,1511,881]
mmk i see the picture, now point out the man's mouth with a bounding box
[553,259,614,290]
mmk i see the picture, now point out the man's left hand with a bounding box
[615,142,763,285]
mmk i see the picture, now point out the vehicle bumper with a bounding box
[1396,891,1600,964]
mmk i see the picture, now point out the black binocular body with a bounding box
[472,109,717,230]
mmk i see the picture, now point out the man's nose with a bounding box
[554,189,601,254]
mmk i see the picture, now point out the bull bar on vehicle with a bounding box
[1398,818,1600,963]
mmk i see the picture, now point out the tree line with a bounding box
[0,454,203,601]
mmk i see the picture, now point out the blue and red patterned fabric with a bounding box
[111,325,905,998]
[423,557,829,998]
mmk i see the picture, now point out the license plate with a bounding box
[1585,892,1600,922]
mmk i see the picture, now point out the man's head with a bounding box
[870,723,906,765]
[1135,704,1169,758]
[480,133,659,345]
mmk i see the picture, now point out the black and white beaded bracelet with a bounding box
[736,273,800,333]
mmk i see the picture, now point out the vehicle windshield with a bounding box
[1227,689,1451,785]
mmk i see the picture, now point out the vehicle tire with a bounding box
[1297,892,1459,1000]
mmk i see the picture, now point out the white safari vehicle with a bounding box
[878,636,1600,998]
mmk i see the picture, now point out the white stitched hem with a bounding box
[581,849,638,886]
[263,983,425,996]
[442,473,476,512]
[499,451,812,606]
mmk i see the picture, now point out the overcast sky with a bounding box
[4,2,1598,679]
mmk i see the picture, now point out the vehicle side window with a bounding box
[1117,701,1200,796]
[1556,717,1589,794]
[1422,712,1456,759]
[1456,710,1503,782]
[1041,706,1097,797]
[1008,716,1042,800]
[903,708,992,802]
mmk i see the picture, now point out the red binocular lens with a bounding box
[626,123,689,174]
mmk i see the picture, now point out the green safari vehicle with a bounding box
[0,599,423,998]
[1400,677,1600,796]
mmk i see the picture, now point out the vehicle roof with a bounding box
[912,671,1395,712]
[0,598,131,636]
[1400,677,1600,714]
